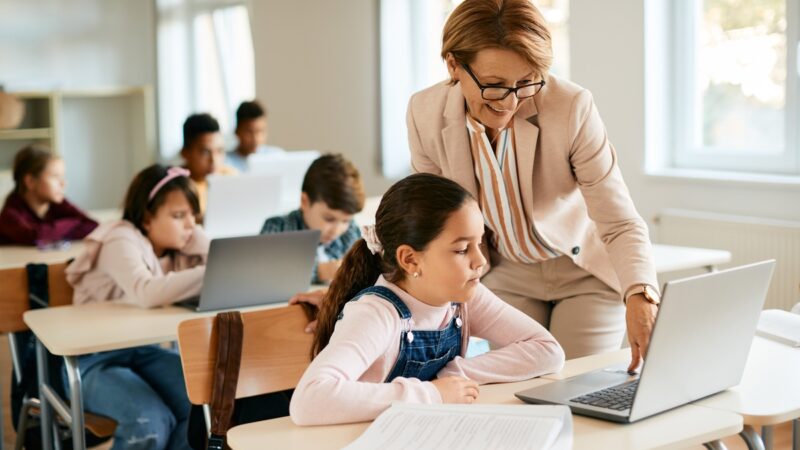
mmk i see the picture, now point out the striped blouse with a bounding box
[466,114,558,264]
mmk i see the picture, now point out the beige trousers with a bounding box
[482,253,625,359]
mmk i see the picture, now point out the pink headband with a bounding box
[148,166,190,201]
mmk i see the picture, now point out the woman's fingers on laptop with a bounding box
[628,345,642,374]
[626,299,657,373]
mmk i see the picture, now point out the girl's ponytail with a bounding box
[311,239,382,357]
[311,173,474,358]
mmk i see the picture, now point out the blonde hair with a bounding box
[442,0,552,82]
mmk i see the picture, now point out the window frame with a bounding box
[670,0,800,175]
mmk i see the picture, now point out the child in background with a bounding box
[226,100,284,172]
[0,144,97,246]
[180,113,237,218]
[260,153,364,285]
[290,173,565,425]
[65,164,208,450]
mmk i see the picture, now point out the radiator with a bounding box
[655,208,800,310]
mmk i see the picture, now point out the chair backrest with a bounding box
[0,262,73,333]
[177,304,314,405]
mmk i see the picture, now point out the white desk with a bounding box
[652,244,731,273]
[227,350,743,450]
[0,242,85,270]
[695,336,800,450]
[23,300,292,450]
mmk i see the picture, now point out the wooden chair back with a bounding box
[0,262,73,333]
[177,304,314,405]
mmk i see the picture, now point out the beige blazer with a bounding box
[406,75,657,296]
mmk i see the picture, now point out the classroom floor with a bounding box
[1,335,794,449]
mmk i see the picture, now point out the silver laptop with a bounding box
[516,260,775,423]
[178,230,320,312]
[204,173,285,239]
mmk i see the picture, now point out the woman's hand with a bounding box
[626,294,658,373]
[289,288,328,333]
[431,376,480,404]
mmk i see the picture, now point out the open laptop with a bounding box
[178,230,320,312]
[204,173,284,239]
[248,150,320,212]
[516,260,775,423]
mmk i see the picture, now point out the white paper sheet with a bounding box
[757,309,800,347]
[344,403,572,450]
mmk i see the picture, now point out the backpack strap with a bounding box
[207,311,244,450]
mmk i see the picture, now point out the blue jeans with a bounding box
[75,346,191,450]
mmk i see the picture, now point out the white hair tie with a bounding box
[361,225,383,256]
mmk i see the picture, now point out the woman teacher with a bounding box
[406,0,659,371]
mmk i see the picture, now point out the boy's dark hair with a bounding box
[236,100,267,128]
[123,164,200,235]
[311,173,474,357]
[302,154,365,215]
[183,113,220,149]
[12,144,57,194]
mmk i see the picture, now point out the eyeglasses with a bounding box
[460,64,545,100]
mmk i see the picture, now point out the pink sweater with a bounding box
[65,220,209,308]
[290,276,565,425]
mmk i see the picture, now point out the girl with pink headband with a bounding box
[65,164,208,450]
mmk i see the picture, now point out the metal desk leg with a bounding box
[35,340,54,450]
[704,440,729,449]
[793,419,799,450]
[740,425,766,450]
[762,425,774,450]
[63,356,85,450]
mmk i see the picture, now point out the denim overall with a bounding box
[341,286,463,382]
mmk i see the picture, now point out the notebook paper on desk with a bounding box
[344,403,572,450]
[757,309,800,347]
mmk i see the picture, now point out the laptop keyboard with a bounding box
[570,379,639,411]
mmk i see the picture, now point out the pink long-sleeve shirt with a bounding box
[65,220,209,308]
[290,276,565,425]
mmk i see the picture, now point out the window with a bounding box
[671,0,799,175]
[379,0,569,178]
[156,0,255,159]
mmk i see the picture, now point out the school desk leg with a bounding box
[739,425,766,450]
[63,356,85,450]
[703,439,729,449]
[793,419,799,450]
[35,340,54,450]
[762,425,774,450]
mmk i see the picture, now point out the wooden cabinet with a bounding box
[0,86,156,209]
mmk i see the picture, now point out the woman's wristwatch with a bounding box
[624,284,660,306]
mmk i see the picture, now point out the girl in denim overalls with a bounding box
[290,173,565,425]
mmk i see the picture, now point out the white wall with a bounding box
[250,0,393,196]
[0,0,155,90]
[0,0,157,209]
[569,0,800,228]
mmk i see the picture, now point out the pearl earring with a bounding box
[412,271,420,278]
